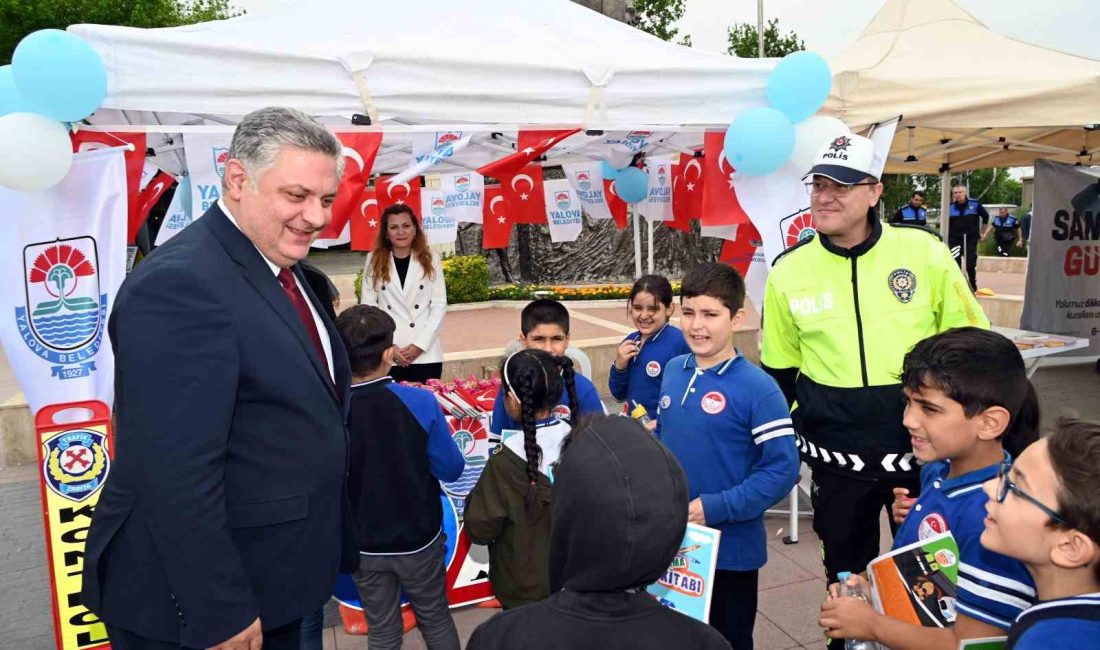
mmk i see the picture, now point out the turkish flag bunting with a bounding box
[500,164,546,225]
[669,152,704,233]
[350,188,381,251]
[482,185,514,249]
[376,174,422,217]
[718,222,763,278]
[71,131,148,243]
[476,128,580,180]
[702,131,750,227]
[318,132,382,239]
[136,171,176,226]
[603,178,629,230]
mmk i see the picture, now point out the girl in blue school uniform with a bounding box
[608,275,690,419]
[820,328,1041,650]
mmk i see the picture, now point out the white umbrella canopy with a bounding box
[825,0,1100,173]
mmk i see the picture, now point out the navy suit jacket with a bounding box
[81,204,352,648]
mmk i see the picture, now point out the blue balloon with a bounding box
[601,160,620,180]
[723,107,795,177]
[766,51,832,123]
[615,167,649,203]
[0,66,29,117]
[12,30,107,122]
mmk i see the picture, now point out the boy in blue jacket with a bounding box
[656,263,800,649]
[336,305,465,650]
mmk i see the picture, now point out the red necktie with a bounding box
[277,268,329,375]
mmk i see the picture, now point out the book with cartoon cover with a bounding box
[866,530,960,627]
[646,523,722,623]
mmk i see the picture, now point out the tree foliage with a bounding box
[727,18,804,58]
[631,0,691,46]
[0,0,241,65]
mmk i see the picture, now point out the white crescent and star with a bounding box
[489,195,505,214]
[685,158,703,181]
[387,181,411,201]
[360,198,378,217]
[511,174,534,193]
[718,149,734,176]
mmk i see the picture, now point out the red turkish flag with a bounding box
[482,185,514,249]
[702,131,750,227]
[350,188,381,251]
[477,128,580,180]
[136,171,176,226]
[71,131,148,243]
[669,152,704,233]
[718,223,763,277]
[376,175,422,217]
[603,178,629,230]
[318,132,382,239]
[500,164,546,224]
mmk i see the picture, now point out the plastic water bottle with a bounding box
[630,402,653,427]
[837,572,880,650]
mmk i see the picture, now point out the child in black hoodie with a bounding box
[467,415,731,650]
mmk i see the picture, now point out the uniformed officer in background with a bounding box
[890,190,928,226]
[761,134,990,647]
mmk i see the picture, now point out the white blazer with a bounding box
[360,252,447,364]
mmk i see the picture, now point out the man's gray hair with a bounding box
[225,107,343,189]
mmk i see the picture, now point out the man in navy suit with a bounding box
[82,107,353,650]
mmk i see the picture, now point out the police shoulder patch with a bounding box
[888,268,917,303]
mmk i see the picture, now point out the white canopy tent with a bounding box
[825,0,1100,175]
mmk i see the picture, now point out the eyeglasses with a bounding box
[995,461,1067,525]
[804,180,878,197]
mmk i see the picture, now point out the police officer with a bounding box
[948,185,991,290]
[890,190,927,226]
[761,135,989,641]
[990,207,1022,256]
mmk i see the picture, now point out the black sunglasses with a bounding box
[995,461,1067,526]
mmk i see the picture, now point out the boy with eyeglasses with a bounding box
[981,418,1100,649]
[763,135,989,645]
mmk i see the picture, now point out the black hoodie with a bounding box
[467,416,731,650]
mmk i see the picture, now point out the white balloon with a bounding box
[789,116,851,177]
[0,112,72,192]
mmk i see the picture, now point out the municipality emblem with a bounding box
[212,147,230,179]
[575,171,592,191]
[657,165,668,185]
[42,428,110,501]
[431,196,446,216]
[889,269,917,303]
[555,191,571,210]
[454,175,471,192]
[435,131,462,157]
[781,210,816,249]
[16,238,106,380]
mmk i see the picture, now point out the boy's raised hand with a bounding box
[892,487,915,525]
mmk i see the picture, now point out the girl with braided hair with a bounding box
[465,349,579,609]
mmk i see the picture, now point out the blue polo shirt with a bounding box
[894,453,1036,630]
[656,353,800,571]
[489,371,606,435]
[1007,593,1100,649]
[608,323,691,418]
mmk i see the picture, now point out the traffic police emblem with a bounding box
[888,268,917,303]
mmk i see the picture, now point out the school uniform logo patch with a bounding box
[551,404,572,420]
[700,391,726,415]
[646,360,662,377]
[918,513,949,540]
[659,395,671,410]
[888,268,917,303]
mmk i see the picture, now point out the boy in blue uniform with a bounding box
[981,418,1100,649]
[820,328,1038,649]
[656,263,800,649]
[336,305,466,650]
[490,299,606,434]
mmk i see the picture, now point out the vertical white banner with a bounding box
[544,179,584,243]
[0,149,128,414]
[562,162,613,220]
[420,189,458,245]
[640,155,674,222]
[182,132,233,221]
[154,176,193,246]
[439,171,485,224]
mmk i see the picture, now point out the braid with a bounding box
[555,356,580,427]
[515,373,543,516]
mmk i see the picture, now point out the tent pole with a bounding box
[940,169,951,244]
[632,208,642,279]
[647,218,655,274]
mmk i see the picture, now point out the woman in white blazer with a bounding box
[360,204,448,382]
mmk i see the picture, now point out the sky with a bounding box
[679,0,1099,59]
